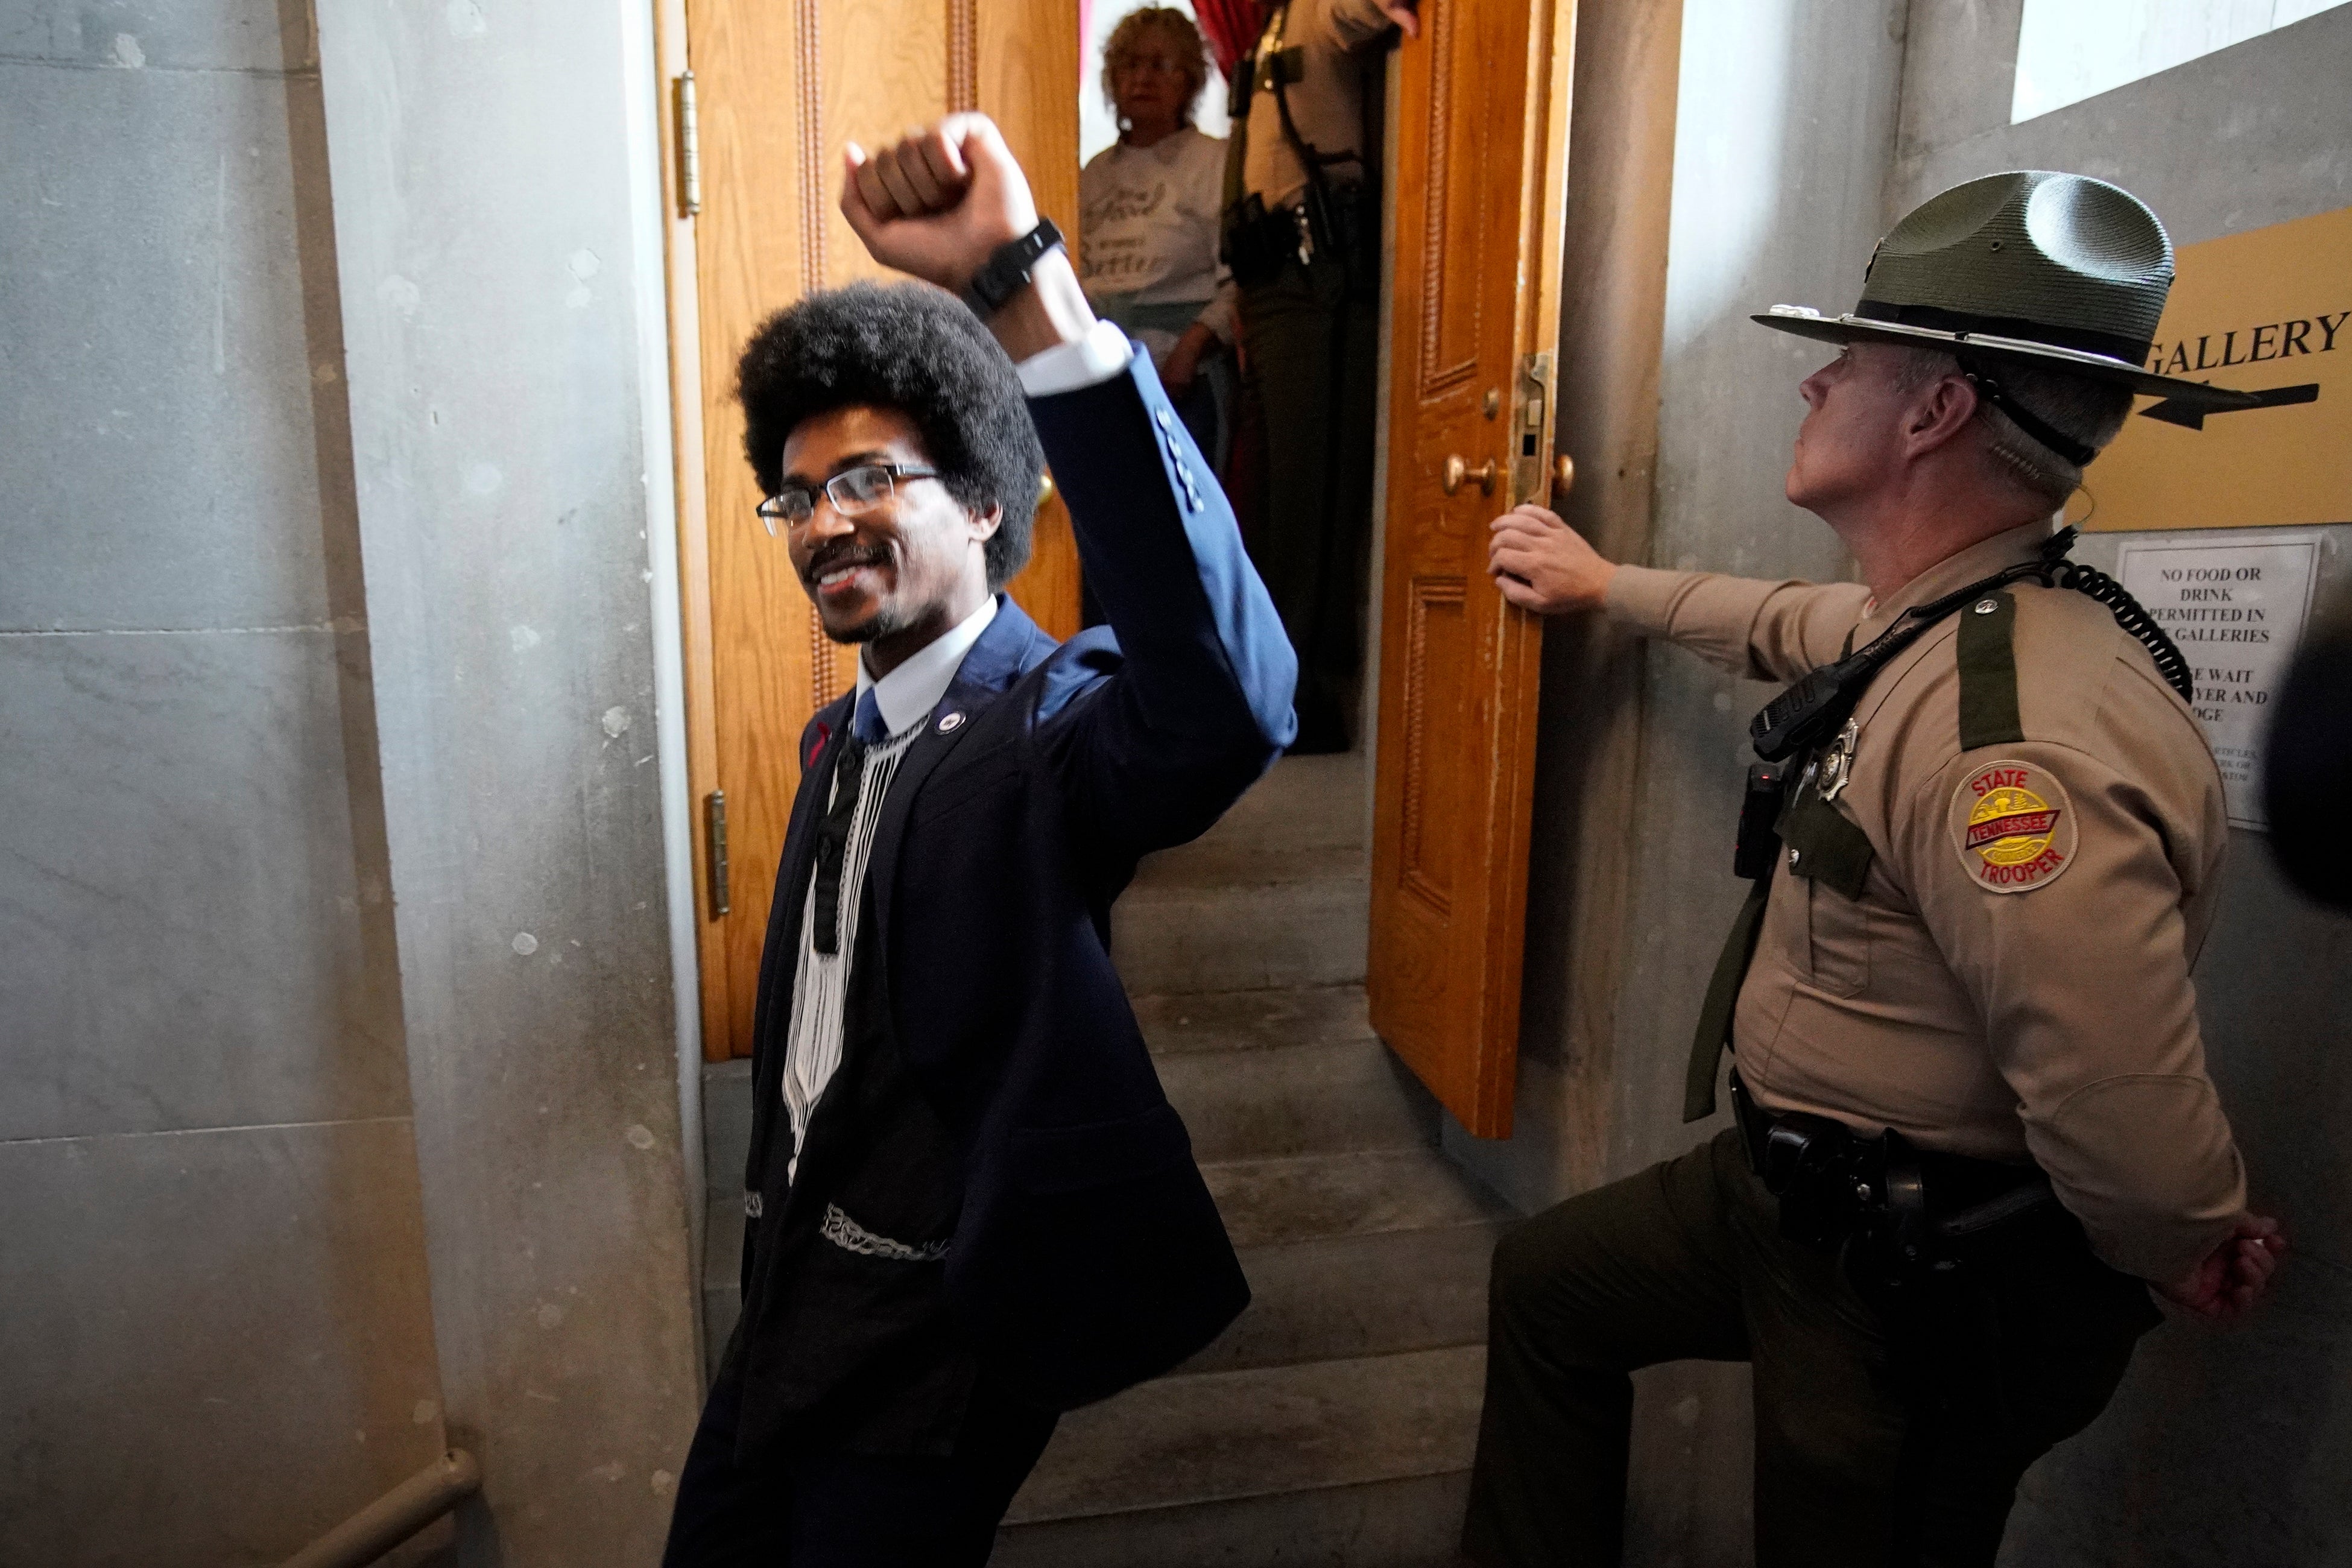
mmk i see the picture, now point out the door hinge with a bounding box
[1511,350,1554,505]
[673,69,701,218]
[704,789,730,917]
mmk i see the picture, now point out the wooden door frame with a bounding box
[1470,0,1576,1139]
[1362,0,1579,1139]
[1506,0,1681,1190]
[1367,0,1677,1165]
[651,0,732,1063]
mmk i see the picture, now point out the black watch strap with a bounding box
[961,217,1065,318]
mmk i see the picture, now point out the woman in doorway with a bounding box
[1080,7,1238,471]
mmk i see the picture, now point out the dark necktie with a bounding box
[811,690,887,956]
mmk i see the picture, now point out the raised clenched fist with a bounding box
[840,115,1038,296]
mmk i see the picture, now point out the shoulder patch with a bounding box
[804,721,832,770]
[1949,758,2076,894]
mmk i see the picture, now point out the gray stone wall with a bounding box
[1889,8,2352,1564]
[311,0,706,1560]
[2,0,705,1559]
[0,0,450,1558]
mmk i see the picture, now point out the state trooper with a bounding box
[1222,0,1417,752]
[1467,172,2288,1567]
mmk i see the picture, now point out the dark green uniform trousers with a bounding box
[1464,1130,2158,1567]
[1238,250,1380,753]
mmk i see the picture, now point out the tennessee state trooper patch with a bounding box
[1950,759,2076,893]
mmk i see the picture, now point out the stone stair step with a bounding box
[1113,862,1368,994]
[992,1470,1470,1568]
[1192,1213,1503,1376]
[1175,752,1369,859]
[1129,838,1368,890]
[1163,1037,1435,1163]
[1201,1147,1511,1251]
[1001,1344,1487,1530]
[1186,1146,1508,1373]
[1134,984,1373,1056]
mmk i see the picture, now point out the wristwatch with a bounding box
[960,217,1065,320]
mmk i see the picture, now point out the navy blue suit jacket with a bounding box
[739,347,1298,1417]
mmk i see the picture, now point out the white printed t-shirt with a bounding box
[1078,125,1239,364]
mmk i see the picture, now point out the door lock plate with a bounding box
[1510,350,1554,505]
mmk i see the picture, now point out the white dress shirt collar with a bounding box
[856,593,1000,738]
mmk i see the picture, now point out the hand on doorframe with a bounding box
[1487,503,1617,615]
[2155,1212,2287,1327]
[1374,0,1421,39]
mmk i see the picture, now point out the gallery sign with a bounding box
[2087,203,2350,534]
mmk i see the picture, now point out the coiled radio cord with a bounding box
[2034,530,2198,704]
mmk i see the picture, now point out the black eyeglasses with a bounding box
[756,463,939,536]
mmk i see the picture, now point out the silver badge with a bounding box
[1816,716,1860,805]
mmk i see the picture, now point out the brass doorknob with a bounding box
[1443,455,1497,496]
[1552,454,1575,496]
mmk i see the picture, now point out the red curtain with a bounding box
[1192,0,1272,80]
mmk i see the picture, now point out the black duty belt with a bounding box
[1223,185,1378,286]
[1728,1072,2057,1263]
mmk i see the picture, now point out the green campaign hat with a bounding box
[1754,171,2258,425]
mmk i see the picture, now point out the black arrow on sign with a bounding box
[2139,382,2320,430]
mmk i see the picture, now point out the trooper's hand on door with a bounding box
[841,114,1096,361]
[1487,504,1616,615]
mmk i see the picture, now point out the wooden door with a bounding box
[668,0,1083,1060]
[1368,0,1575,1136]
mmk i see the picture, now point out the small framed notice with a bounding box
[2116,533,2321,829]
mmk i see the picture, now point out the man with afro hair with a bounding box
[662,115,1297,1566]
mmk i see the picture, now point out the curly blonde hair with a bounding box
[1100,7,1210,126]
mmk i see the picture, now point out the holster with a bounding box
[1222,193,1301,287]
[1222,185,1379,289]
[1728,1072,2056,1286]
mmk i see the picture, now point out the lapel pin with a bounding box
[938,712,966,733]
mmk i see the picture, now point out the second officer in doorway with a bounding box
[1222,0,1417,752]
[1466,172,2287,1566]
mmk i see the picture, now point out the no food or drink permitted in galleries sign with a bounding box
[2117,536,2319,832]
[2087,203,2350,535]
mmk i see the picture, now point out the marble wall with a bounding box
[0,0,450,1558]
[2,0,707,1560]
[311,0,706,1559]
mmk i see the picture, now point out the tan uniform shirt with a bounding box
[1241,0,1390,212]
[1606,521,2246,1283]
